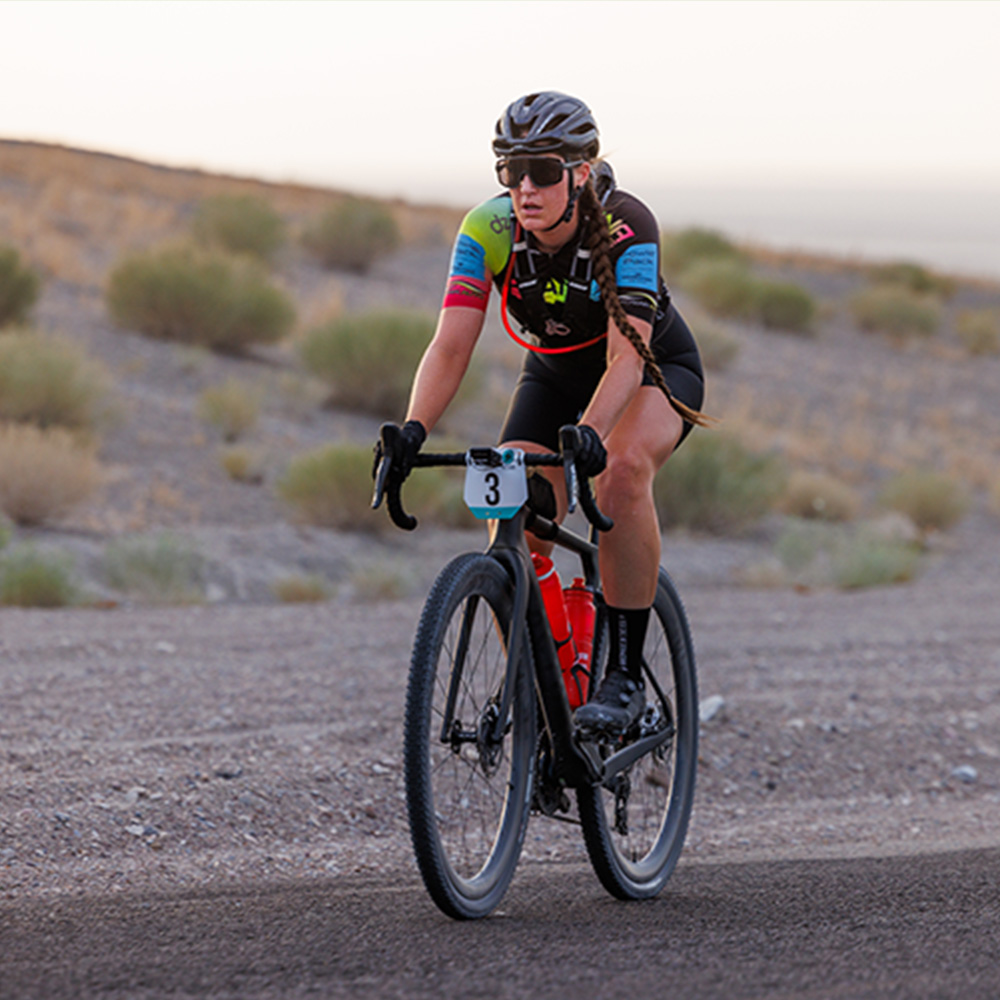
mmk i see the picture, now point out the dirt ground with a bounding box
[2,505,1000,903]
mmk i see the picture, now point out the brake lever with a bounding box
[559,425,613,532]
[559,426,580,515]
[371,423,400,511]
[371,423,418,530]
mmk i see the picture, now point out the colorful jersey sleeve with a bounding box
[442,196,513,311]
[605,191,661,324]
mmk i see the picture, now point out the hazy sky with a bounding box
[3,0,998,206]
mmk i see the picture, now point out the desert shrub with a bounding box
[197,378,260,441]
[654,432,786,534]
[300,309,433,417]
[831,535,922,589]
[272,574,331,603]
[278,441,467,532]
[219,445,265,483]
[679,259,759,321]
[755,280,816,334]
[661,228,745,276]
[956,308,1000,356]
[302,197,400,272]
[0,329,112,432]
[192,194,285,261]
[849,286,941,338]
[879,469,968,533]
[869,260,956,300]
[0,546,77,607]
[781,470,859,522]
[692,318,740,371]
[0,423,99,526]
[0,246,40,328]
[102,534,204,604]
[106,245,296,352]
[775,519,920,589]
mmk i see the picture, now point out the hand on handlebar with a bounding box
[572,424,607,478]
[558,424,614,532]
[371,419,427,483]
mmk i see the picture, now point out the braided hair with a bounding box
[577,179,715,428]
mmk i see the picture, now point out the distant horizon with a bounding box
[8,134,997,282]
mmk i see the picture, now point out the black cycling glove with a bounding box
[570,424,607,478]
[373,420,427,481]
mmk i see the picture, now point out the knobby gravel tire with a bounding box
[404,553,536,920]
[577,568,698,900]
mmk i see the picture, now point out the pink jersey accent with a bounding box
[443,275,491,311]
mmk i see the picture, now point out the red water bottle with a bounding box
[563,578,595,708]
[531,553,579,705]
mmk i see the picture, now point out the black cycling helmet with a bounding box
[493,91,600,160]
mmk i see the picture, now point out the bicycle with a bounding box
[372,423,699,920]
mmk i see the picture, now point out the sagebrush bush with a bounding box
[654,432,786,534]
[300,309,433,417]
[272,574,331,603]
[832,535,921,589]
[106,245,296,351]
[661,228,745,276]
[880,469,968,533]
[0,423,99,526]
[679,259,759,321]
[781,470,859,522]
[302,197,400,272]
[755,280,816,334]
[0,546,77,607]
[850,286,941,338]
[192,194,286,261]
[774,519,920,590]
[956,308,1000,356]
[102,534,204,604]
[0,246,40,328]
[219,445,265,483]
[869,260,956,300]
[0,329,113,431]
[278,442,467,532]
[197,378,260,441]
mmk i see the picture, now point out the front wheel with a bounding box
[577,569,698,900]
[404,553,536,919]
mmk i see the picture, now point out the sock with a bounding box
[606,606,651,682]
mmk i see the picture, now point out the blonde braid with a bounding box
[579,181,717,429]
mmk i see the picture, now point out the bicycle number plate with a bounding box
[464,448,528,520]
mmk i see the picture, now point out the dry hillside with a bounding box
[1,138,999,604]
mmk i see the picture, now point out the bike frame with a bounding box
[456,502,675,793]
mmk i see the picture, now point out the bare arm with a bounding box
[578,315,653,439]
[404,306,486,433]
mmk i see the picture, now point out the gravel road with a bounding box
[3,508,999,892]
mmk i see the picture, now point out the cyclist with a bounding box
[380,91,708,736]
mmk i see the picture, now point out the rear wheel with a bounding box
[577,570,698,899]
[404,554,536,919]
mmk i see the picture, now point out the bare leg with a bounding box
[597,386,684,609]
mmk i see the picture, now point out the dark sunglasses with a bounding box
[495,157,583,189]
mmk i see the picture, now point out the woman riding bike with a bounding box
[379,91,708,737]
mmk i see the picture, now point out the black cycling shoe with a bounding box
[574,670,645,736]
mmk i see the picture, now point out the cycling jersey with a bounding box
[442,189,699,386]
